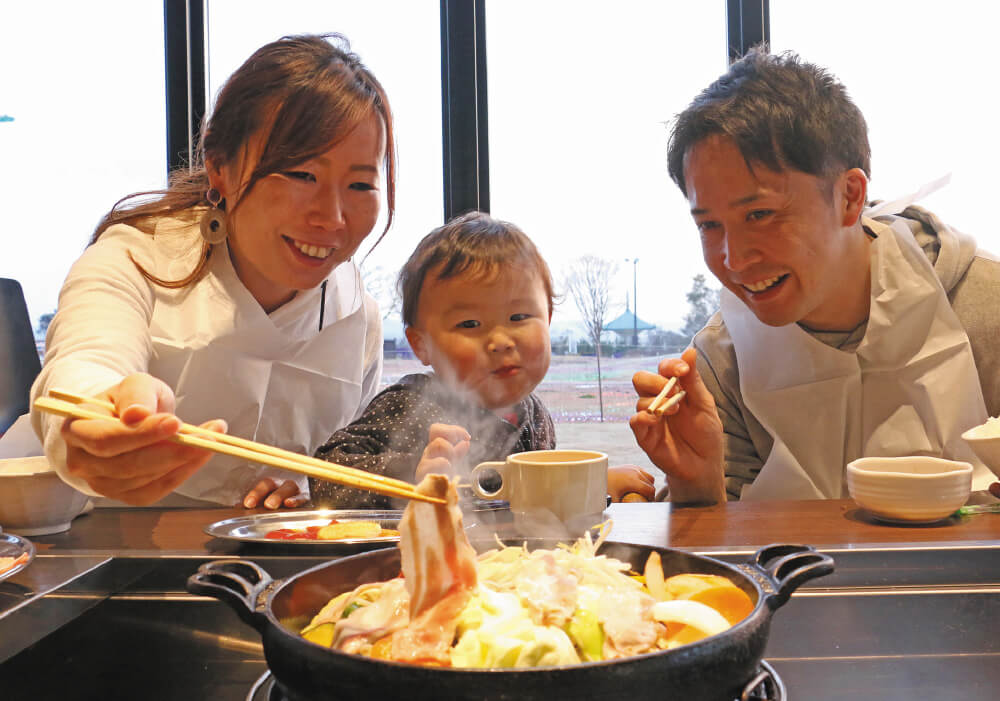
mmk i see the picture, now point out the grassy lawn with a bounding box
[383,353,673,422]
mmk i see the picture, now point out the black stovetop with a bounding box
[1,546,998,700]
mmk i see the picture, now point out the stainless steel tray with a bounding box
[0,529,35,582]
[203,509,403,547]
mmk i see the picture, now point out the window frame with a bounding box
[161,1,768,213]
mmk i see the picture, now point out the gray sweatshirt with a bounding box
[692,206,1000,500]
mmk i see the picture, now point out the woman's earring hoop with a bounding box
[200,187,229,245]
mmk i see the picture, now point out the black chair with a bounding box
[1,278,43,435]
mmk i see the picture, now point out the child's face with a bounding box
[405,264,551,411]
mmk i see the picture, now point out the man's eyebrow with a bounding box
[690,193,763,215]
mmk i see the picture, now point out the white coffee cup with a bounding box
[470,449,608,534]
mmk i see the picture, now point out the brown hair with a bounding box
[92,33,397,287]
[399,211,555,327]
[667,47,869,197]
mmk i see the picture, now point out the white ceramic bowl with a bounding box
[962,417,1000,480]
[0,456,91,535]
[846,456,973,524]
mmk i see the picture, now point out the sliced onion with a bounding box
[643,551,667,601]
[651,599,731,637]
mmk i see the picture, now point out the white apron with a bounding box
[149,250,368,505]
[722,216,992,501]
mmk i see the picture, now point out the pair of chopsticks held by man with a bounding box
[24,35,1000,510]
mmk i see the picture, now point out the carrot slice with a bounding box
[663,573,754,625]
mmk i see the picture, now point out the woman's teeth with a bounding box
[291,240,333,259]
[743,275,783,293]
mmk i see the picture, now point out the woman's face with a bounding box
[212,114,386,311]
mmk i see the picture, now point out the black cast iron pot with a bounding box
[188,541,833,701]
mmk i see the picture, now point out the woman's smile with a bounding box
[284,235,336,263]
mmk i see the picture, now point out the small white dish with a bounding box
[962,417,1000,480]
[0,456,91,535]
[846,456,973,524]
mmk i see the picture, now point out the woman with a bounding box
[29,34,395,509]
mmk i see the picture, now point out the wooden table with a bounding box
[26,497,1000,555]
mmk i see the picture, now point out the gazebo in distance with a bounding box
[604,296,655,346]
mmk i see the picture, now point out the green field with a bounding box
[383,353,672,422]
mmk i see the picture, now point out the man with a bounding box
[631,49,1000,504]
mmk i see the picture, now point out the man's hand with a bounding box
[629,347,726,504]
[415,424,471,481]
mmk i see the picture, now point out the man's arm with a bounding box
[691,318,770,500]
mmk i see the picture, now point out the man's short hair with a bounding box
[667,48,871,195]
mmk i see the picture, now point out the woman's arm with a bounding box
[31,226,159,493]
[30,226,218,504]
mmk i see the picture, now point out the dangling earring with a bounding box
[200,187,229,245]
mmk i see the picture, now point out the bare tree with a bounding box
[360,264,402,321]
[564,255,617,422]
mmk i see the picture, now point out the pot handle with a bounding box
[746,543,834,611]
[186,559,274,633]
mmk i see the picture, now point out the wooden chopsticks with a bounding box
[647,376,685,416]
[35,389,443,505]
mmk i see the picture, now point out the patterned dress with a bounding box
[310,373,556,508]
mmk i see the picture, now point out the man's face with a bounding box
[683,134,866,330]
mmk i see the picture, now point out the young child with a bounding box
[310,211,654,507]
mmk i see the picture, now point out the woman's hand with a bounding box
[607,464,655,502]
[61,372,223,505]
[629,347,726,505]
[415,424,471,481]
[243,478,309,509]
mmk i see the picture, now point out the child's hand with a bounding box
[415,423,472,481]
[607,464,655,502]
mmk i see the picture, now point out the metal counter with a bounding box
[1,543,997,699]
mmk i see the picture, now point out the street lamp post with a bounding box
[625,258,638,346]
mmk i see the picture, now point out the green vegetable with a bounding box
[450,587,581,668]
[566,607,604,662]
[341,601,363,618]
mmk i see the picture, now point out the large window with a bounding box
[206,0,444,360]
[0,2,166,339]
[485,1,727,443]
[771,0,1000,255]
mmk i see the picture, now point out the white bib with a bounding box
[722,217,992,500]
[149,250,369,505]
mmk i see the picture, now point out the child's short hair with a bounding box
[399,211,555,327]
